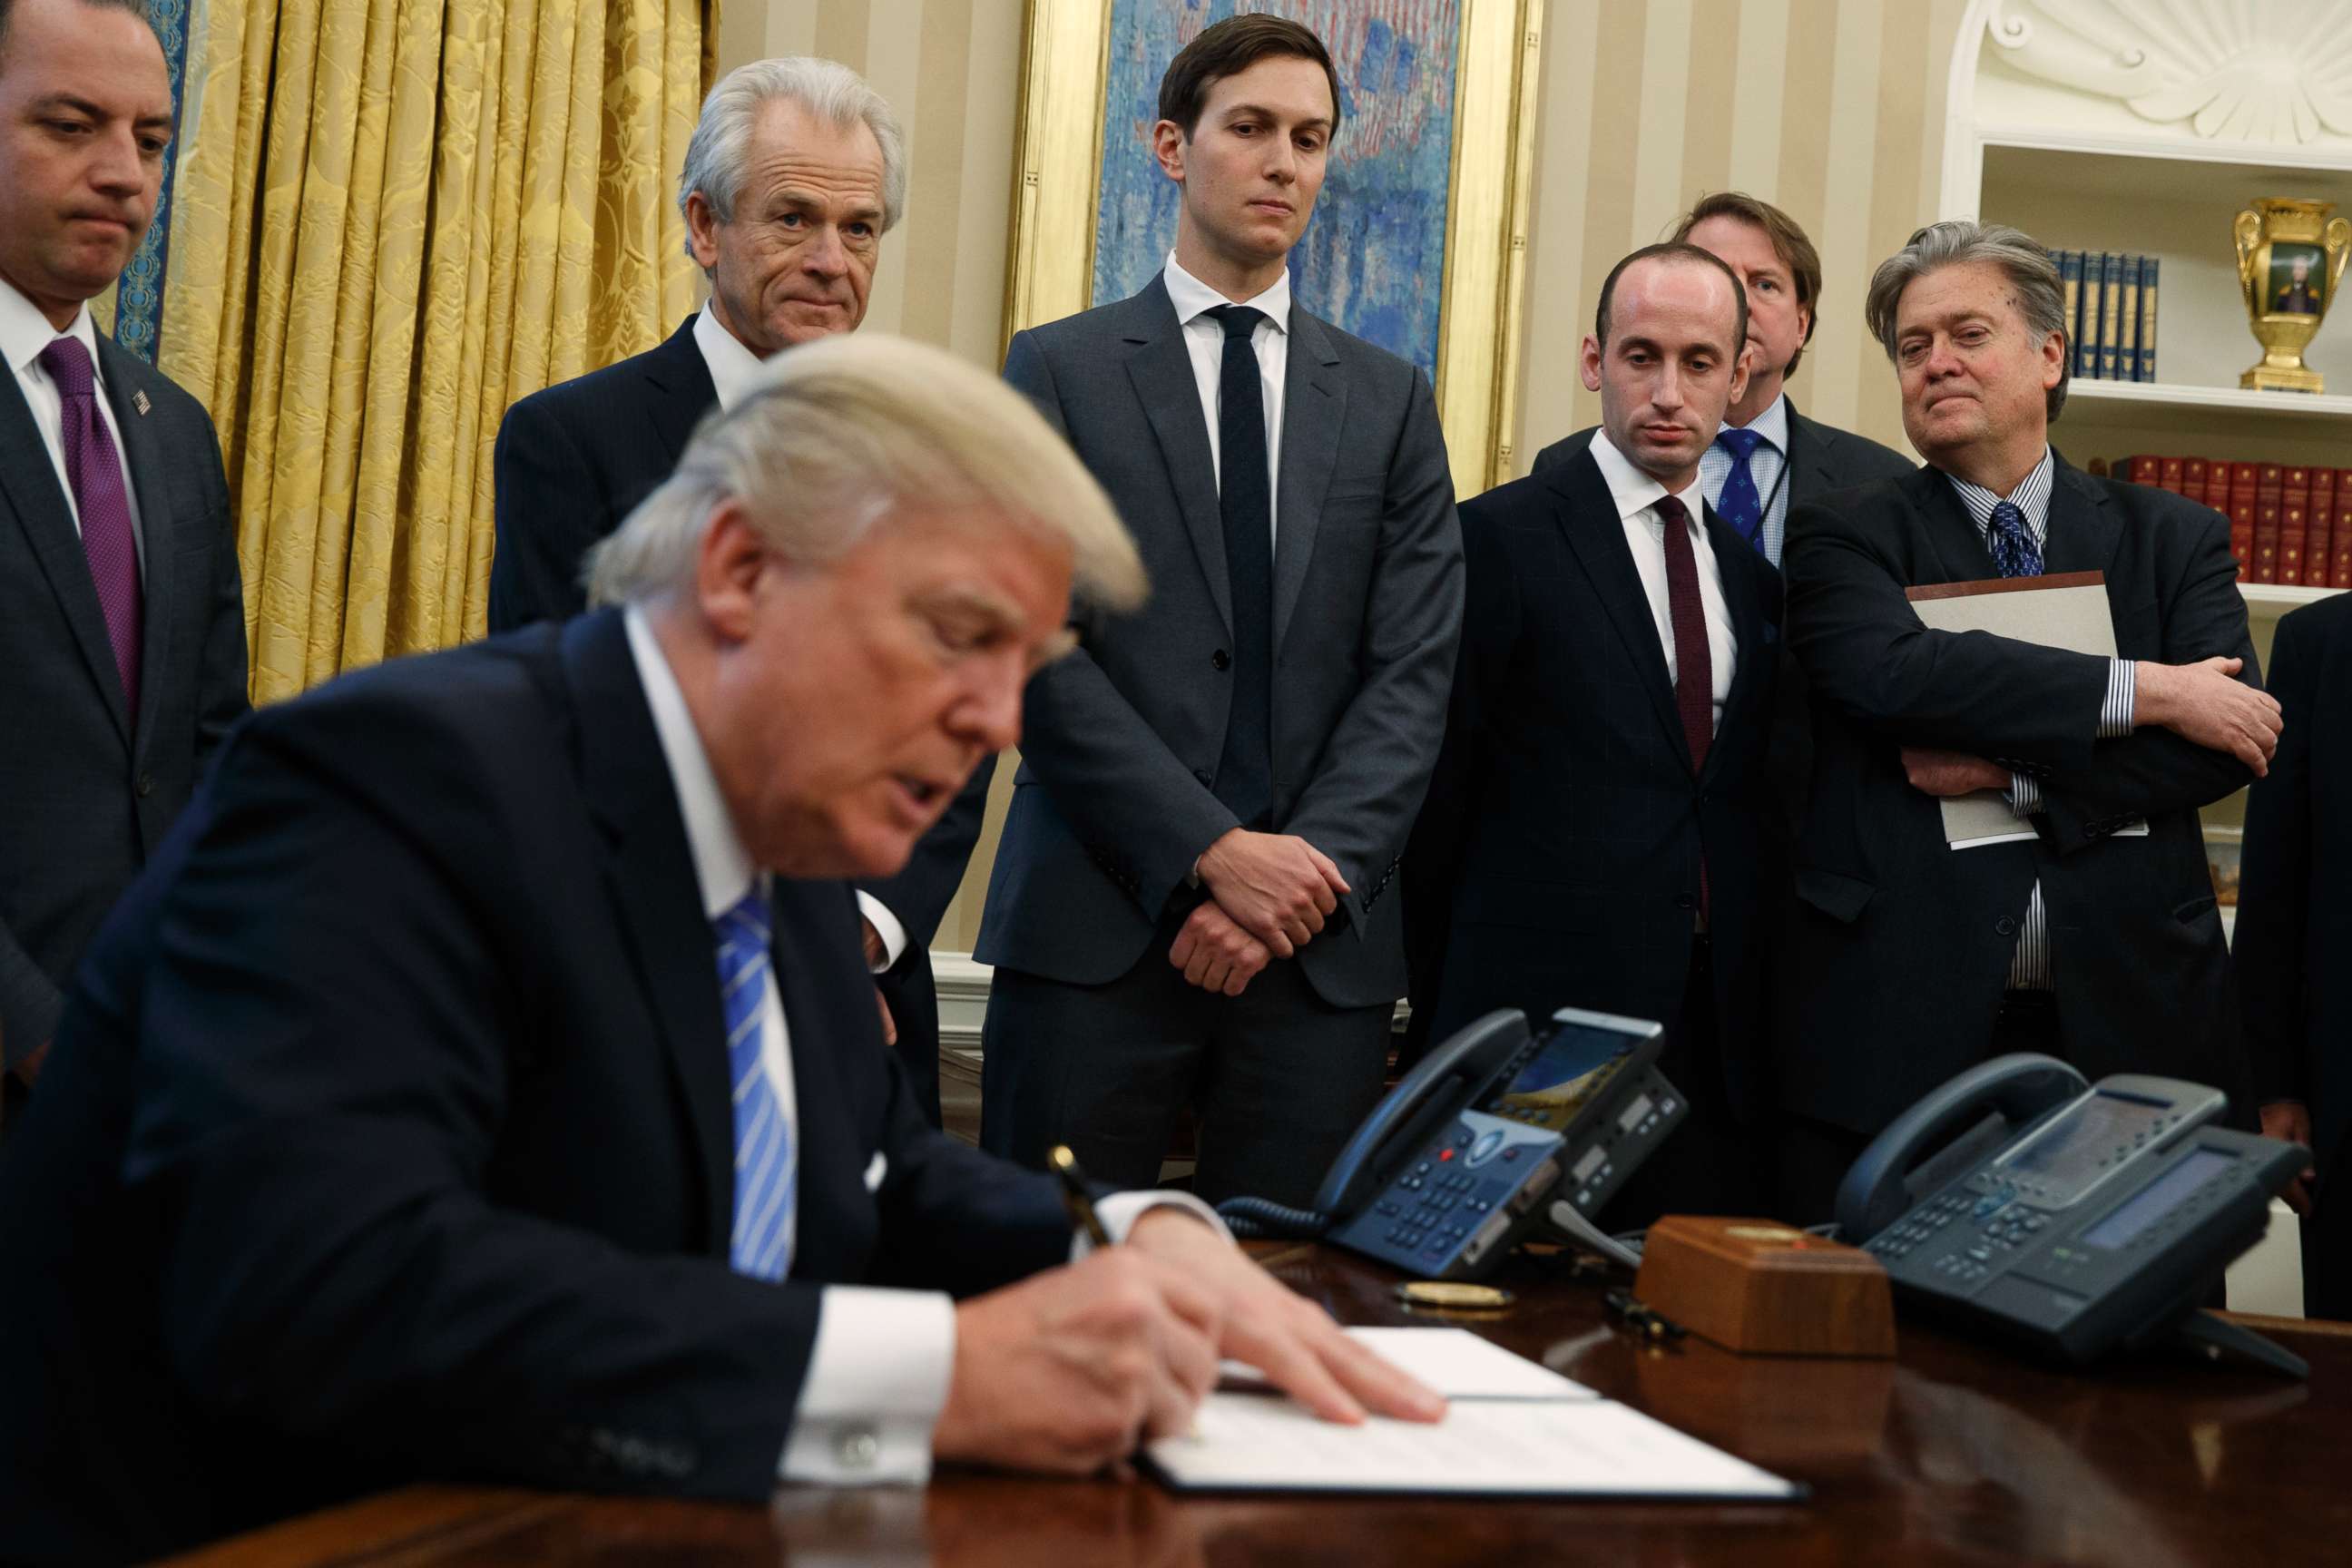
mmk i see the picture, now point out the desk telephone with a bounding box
[1838,1054,2308,1377]
[1216,1007,1686,1279]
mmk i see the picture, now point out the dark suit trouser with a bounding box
[980,900,1392,1209]
[2303,1142,2351,1321]
[1605,937,1767,1230]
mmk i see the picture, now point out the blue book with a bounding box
[2097,252,2124,380]
[2060,250,2084,377]
[2074,251,2103,379]
[2137,257,2160,382]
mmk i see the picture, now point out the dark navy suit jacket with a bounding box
[0,611,1068,1563]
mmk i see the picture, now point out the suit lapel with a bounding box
[566,610,734,1257]
[97,337,174,760]
[0,360,132,745]
[2040,457,2121,579]
[1122,277,1233,635]
[1272,310,1345,654]
[1547,449,1690,768]
[640,316,718,473]
[1783,404,1841,506]
[1908,466,2001,583]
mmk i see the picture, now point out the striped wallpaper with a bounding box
[716,0,1974,946]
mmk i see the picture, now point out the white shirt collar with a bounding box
[693,306,769,414]
[622,604,760,921]
[1162,250,1290,334]
[1589,428,1705,529]
[1724,391,1789,453]
[0,274,103,384]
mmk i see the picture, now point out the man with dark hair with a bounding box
[1408,244,1782,1219]
[1776,220,2282,1220]
[0,0,248,1126]
[977,14,1463,1207]
[490,58,965,1126]
[2234,591,2352,1319]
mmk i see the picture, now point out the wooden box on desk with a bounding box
[1634,1216,1896,1357]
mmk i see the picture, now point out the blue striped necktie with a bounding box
[715,890,794,1280]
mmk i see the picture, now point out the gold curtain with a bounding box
[161,0,708,702]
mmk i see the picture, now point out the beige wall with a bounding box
[716,0,1971,947]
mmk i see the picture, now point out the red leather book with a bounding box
[2161,456,2188,495]
[2252,464,2286,584]
[2335,469,2352,589]
[2229,462,2259,581]
[2207,460,2233,514]
[2124,455,2165,488]
[2310,468,2337,591]
[2183,456,2210,505]
[2280,466,2313,585]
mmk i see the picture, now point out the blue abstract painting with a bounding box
[1093,0,1461,380]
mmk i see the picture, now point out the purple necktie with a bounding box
[39,338,142,714]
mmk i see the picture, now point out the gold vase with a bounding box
[2235,198,2352,394]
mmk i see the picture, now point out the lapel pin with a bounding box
[132,389,151,416]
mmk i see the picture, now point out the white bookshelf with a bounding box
[1945,0,2351,843]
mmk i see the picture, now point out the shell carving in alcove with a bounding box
[1985,0,2352,143]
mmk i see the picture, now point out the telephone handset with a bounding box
[1217,1007,1687,1280]
[1838,1054,2309,1377]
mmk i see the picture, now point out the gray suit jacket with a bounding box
[0,333,248,1066]
[978,275,1463,1008]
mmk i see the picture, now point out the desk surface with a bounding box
[172,1244,2352,1567]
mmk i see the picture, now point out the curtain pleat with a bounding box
[162,0,707,703]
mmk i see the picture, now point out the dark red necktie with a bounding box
[1657,492,1710,923]
[39,338,142,715]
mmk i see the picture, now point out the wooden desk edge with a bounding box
[159,1485,560,1567]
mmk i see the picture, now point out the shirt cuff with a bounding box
[1078,1190,1234,1261]
[855,892,908,972]
[2006,773,2043,818]
[779,1286,953,1486]
[2097,659,2136,739]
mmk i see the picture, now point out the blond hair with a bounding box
[584,334,1145,614]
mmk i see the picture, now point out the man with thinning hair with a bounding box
[0,0,248,1128]
[491,56,963,1122]
[0,334,1439,1564]
[1776,220,2283,1220]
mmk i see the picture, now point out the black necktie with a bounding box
[1208,304,1273,828]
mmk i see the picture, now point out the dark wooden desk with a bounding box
[171,1244,2352,1567]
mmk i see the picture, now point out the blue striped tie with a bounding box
[715,891,794,1280]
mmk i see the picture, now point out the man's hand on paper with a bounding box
[1900,749,2013,798]
[2134,657,2284,776]
[1125,1209,1447,1427]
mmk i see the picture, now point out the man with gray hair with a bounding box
[1774,220,2283,1220]
[492,56,963,1124]
[0,335,1441,1563]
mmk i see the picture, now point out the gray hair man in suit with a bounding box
[0,0,248,1125]
[976,14,1464,1208]
[492,57,969,1127]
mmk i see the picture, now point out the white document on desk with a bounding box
[1219,1327,1598,1402]
[1906,573,2143,848]
[1145,1391,1801,1500]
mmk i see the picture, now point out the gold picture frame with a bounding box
[1001,0,1545,498]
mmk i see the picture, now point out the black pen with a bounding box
[1050,1144,1112,1248]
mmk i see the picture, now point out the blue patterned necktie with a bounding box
[715,890,794,1280]
[1713,426,1768,552]
[1988,499,2043,579]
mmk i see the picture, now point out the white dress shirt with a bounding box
[0,275,145,567]
[693,307,910,971]
[622,604,1226,1485]
[1161,251,1289,546]
[1697,392,1792,566]
[1587,430,1738,732]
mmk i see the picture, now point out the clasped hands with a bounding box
[1168,828,1350,995]
[933,1207,1444,1475]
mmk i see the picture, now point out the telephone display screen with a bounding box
[1485,1023,1635,1132]
[2081,1148,2237,1251]
[1999,1090,2172,1200]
